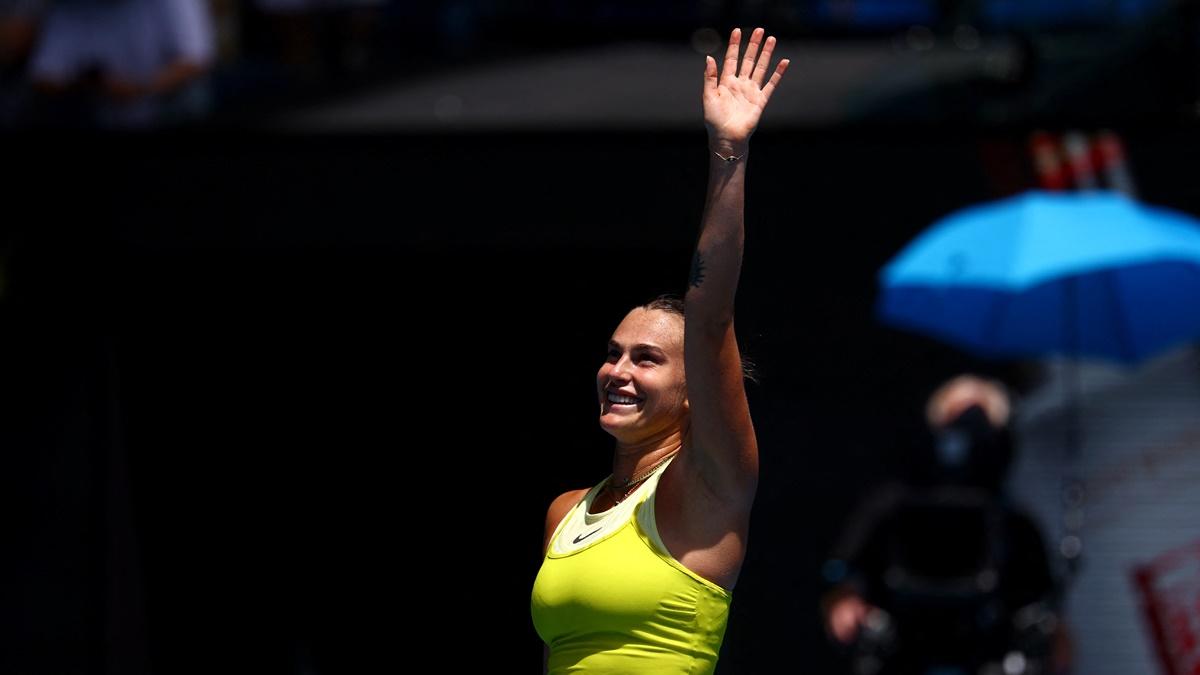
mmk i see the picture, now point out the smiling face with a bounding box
[596,307,689,443]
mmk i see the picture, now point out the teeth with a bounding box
[607,393,639,405]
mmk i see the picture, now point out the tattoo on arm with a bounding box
[689,250,706,288]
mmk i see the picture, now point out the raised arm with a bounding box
[683,27,787,506]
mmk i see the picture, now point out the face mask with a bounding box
[936,405,989,466]
[932,404,1014,489]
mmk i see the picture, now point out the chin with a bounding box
[598,414,635,438]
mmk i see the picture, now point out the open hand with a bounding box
[703,27,789,151]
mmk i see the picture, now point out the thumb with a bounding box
[703,55,718,95]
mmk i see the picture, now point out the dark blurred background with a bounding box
[2,1,1200,674]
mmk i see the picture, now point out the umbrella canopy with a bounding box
[878,190,1200,363]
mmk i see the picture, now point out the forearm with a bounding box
[678,27,783,496]
[686,141,748,327]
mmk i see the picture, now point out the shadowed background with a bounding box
[3,2,1200,673]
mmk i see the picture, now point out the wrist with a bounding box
[708,138,749,157]
[710,148,746,164]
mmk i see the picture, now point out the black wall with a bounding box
[4,126,1198,673]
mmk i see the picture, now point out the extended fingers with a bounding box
[720,26,787,94]
[721,28,741,84]
[760,59,789,104]
[704,54,718,96]
[739,27,765,79]
[751,35,777,86]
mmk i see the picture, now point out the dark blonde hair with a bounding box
[641,294,685,317]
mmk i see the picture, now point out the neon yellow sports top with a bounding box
[531,457,733,674]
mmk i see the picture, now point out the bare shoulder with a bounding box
[546,488,590,526]
[543,488,590,554]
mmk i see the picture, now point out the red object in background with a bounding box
[1092,130,1139,197]
[1133,540,1200,675]
[1029,131,1069,190]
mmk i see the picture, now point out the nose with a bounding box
[608,355,633,383]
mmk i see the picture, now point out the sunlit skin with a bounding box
[541,25,787,622]
[704,29,789,158]
[596,308,689,459]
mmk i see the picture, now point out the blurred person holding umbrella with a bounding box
[821,375,1071,675]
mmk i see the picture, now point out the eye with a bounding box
[606,348,621,360]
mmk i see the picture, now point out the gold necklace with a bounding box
[606,450,679,504]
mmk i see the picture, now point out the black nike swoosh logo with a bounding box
[573,528,602,544]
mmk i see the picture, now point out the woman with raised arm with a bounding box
[530,27,788,674]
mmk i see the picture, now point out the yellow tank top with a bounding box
[530,457,733,674]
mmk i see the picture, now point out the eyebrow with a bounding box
[608,340,667,357]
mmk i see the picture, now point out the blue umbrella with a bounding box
[877,189,1200,582]
[878,190,1200,364]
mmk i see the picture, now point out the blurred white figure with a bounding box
[28,0,216,127]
